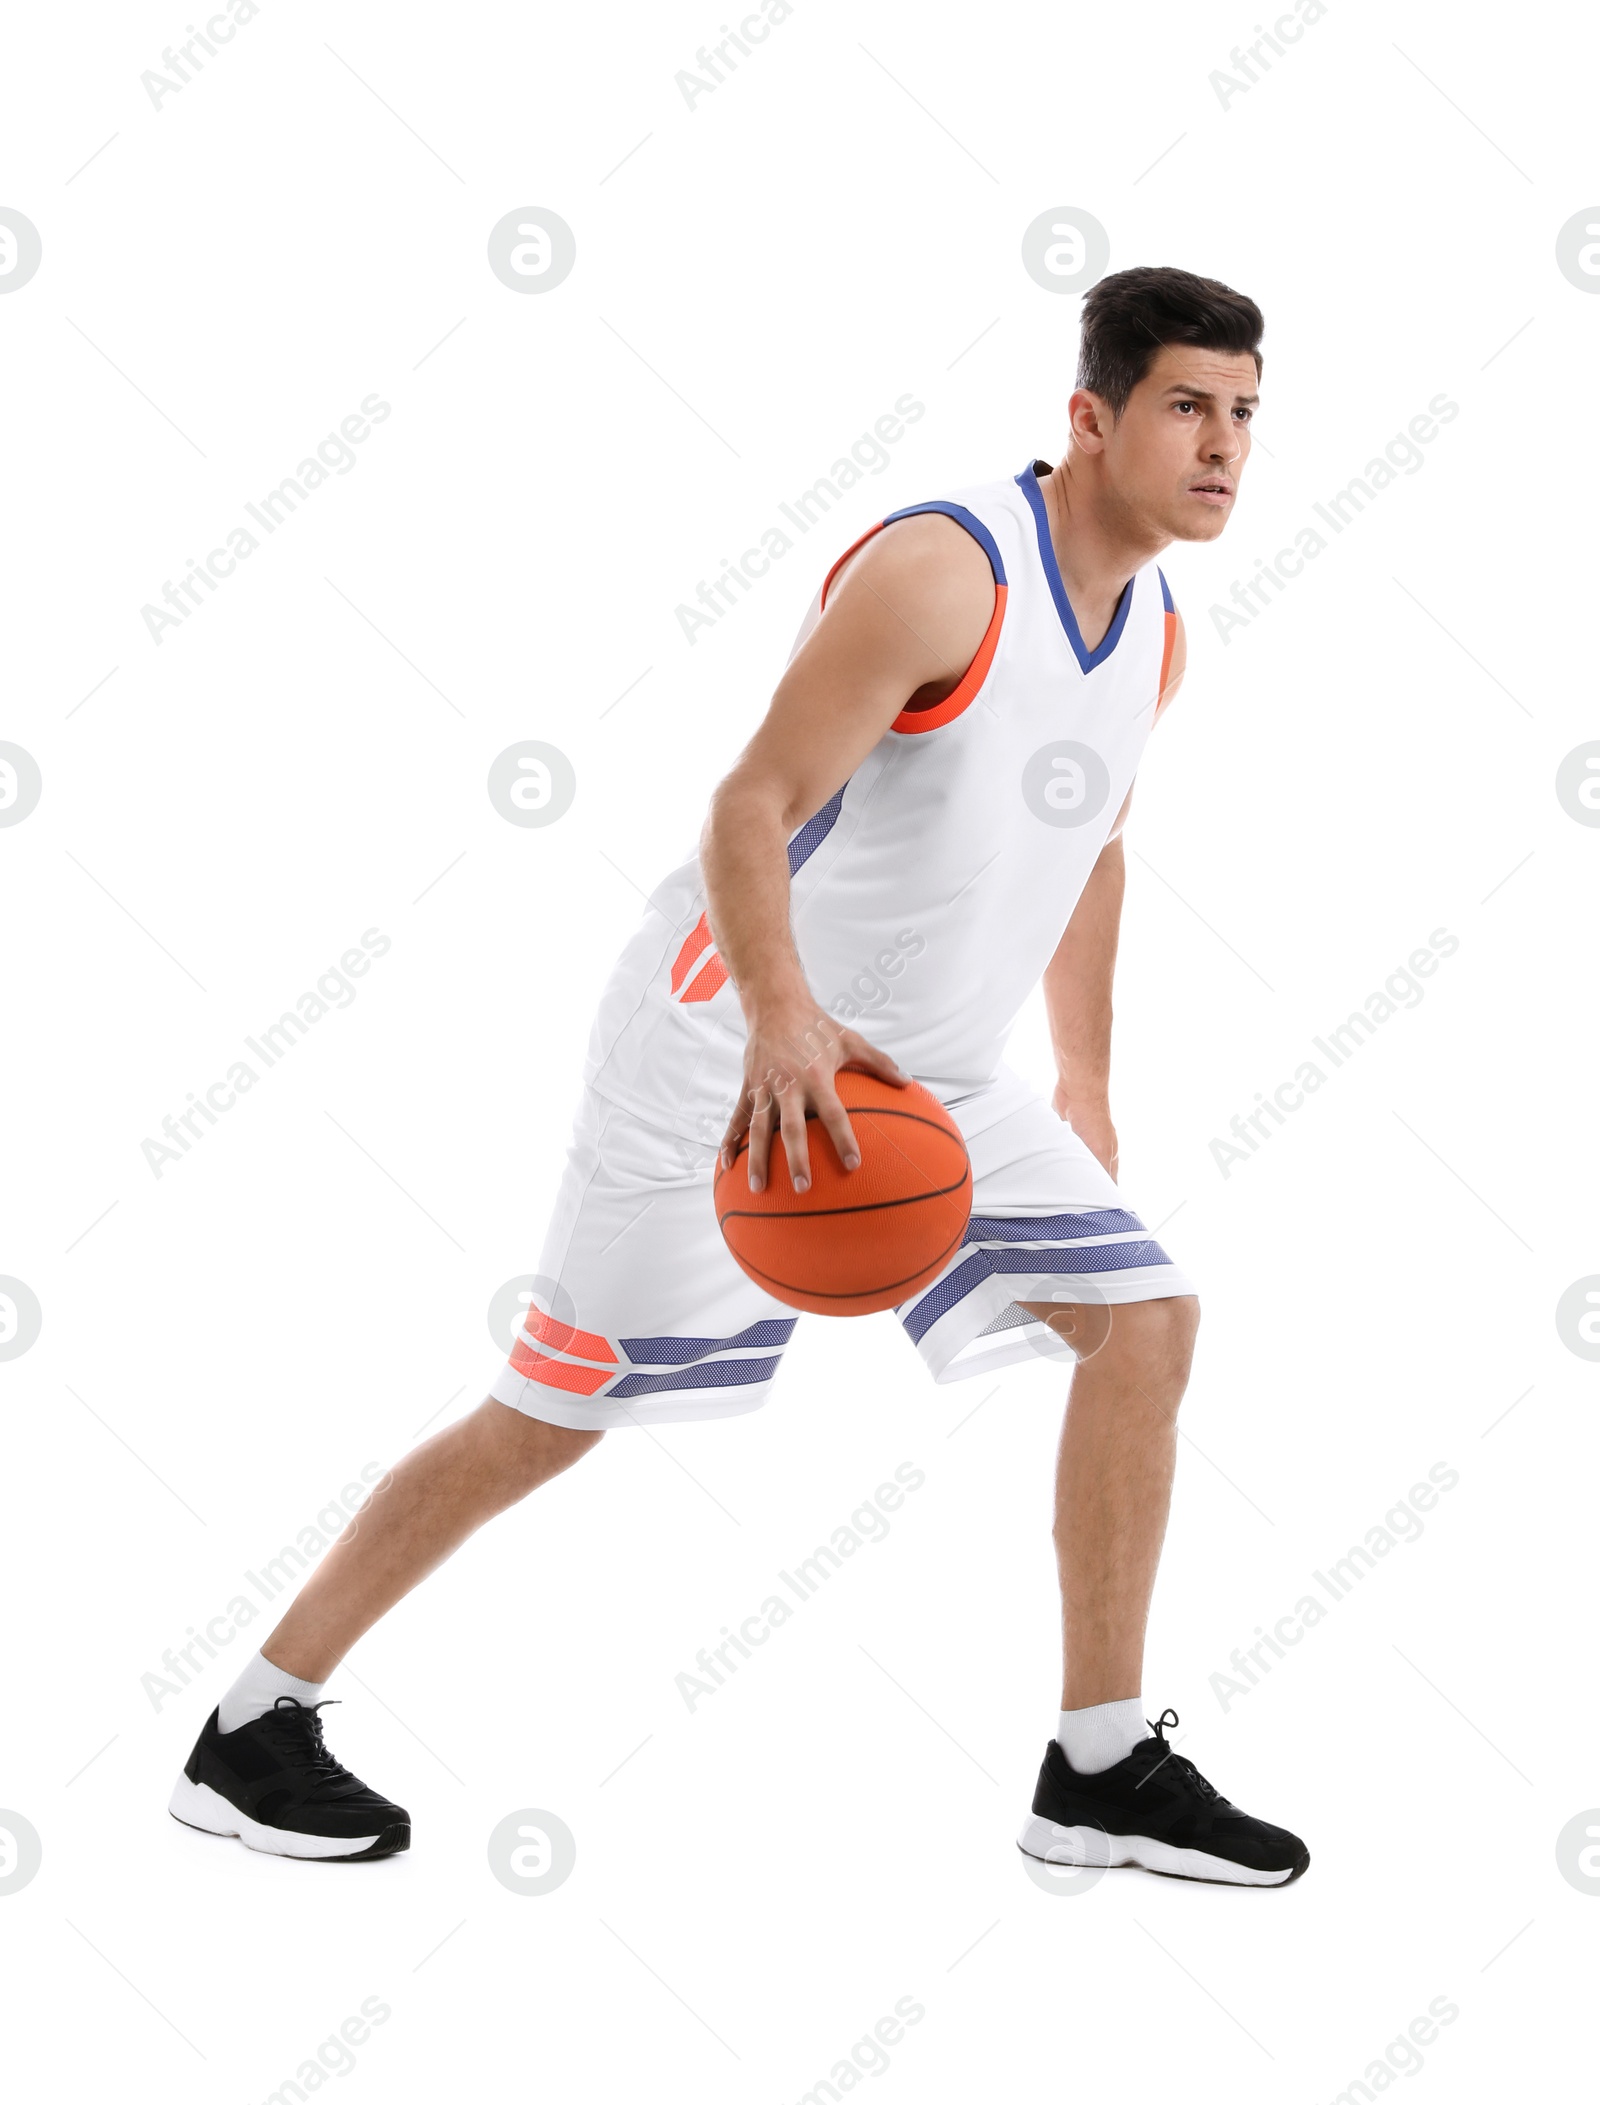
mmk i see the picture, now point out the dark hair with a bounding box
[1076,266,1263,418]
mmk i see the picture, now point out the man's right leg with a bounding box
[169,1401,599,1861]
[259,1399,600,1683]
[172,1079,798,1861]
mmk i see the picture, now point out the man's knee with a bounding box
[1113,1294,1200,1381]
[1021,1293,1199,1376]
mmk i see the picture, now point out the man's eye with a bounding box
[1235,407,1253,422]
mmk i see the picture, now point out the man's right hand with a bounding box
[719,995,909,1193]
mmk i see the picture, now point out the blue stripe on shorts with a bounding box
[899,1216,1176,1345]
[619,1318,797,1367]
[609,1356,783,1400]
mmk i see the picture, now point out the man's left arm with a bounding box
[1039,609,1187,1179]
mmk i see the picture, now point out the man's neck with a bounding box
[1039,456,1169,652]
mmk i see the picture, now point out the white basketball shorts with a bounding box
[488,1064,1196,1431]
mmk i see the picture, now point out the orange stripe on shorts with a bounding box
[518,1308,618,1364]
[510,1344,615,1395]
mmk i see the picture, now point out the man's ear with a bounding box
[1066,388,1113,455]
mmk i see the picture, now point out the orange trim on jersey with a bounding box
[668,912,729,1004]
[681,954,729,1002]
[515,1308,618,1366]
[818,516,1006,735]
[1155,609,1178,720]
[670,913,713,993]
[819,522,887,610]
[890,582,1008,735]
[510,1346,615,1397]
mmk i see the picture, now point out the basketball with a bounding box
[713,1069,973,1315]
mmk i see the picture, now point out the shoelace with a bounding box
[255,1697,363,1798]
[1140,1708,1221,1802]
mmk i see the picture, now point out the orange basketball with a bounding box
[714,1069,972,1315]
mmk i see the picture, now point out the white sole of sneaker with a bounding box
[1017,1814,1302,1887]
[168,1773,389,1861]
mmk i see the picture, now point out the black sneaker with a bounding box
[169,1698,410,1862]
[1017,1708,1308,1886]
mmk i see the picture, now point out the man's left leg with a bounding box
[1015,1290,1310,1887]
[1022,1294,1197,1715]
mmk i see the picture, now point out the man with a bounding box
[171,264,1309,1886]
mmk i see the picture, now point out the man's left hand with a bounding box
[1053,1088,1118,1181]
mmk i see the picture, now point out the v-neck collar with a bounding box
[1015,458,1136,674]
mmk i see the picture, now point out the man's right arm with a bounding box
[701,513,994,1191]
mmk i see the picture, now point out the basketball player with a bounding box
[171,266,1309,1886]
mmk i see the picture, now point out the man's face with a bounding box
[1094,343,1260,543]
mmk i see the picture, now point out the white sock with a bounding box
[217,1648,328,1734]
[1056,1698,1150,1775]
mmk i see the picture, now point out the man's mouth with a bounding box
[1188,479,1234,504]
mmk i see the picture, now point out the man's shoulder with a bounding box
[817,511,996,685]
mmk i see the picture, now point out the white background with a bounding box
[4,0,1597,2096]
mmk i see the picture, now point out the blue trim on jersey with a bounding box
[879,500,1007,587]
[620,1318,798,1367]
[1015,461,1136,674]
[787,783,846,876]
[609,1356,783,1399]
[965,1208,1148,1244]
[1158,567,1174,614]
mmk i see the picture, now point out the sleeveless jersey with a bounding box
[583,458,1179,1146]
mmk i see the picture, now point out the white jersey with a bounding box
[584,458,1179,1146]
